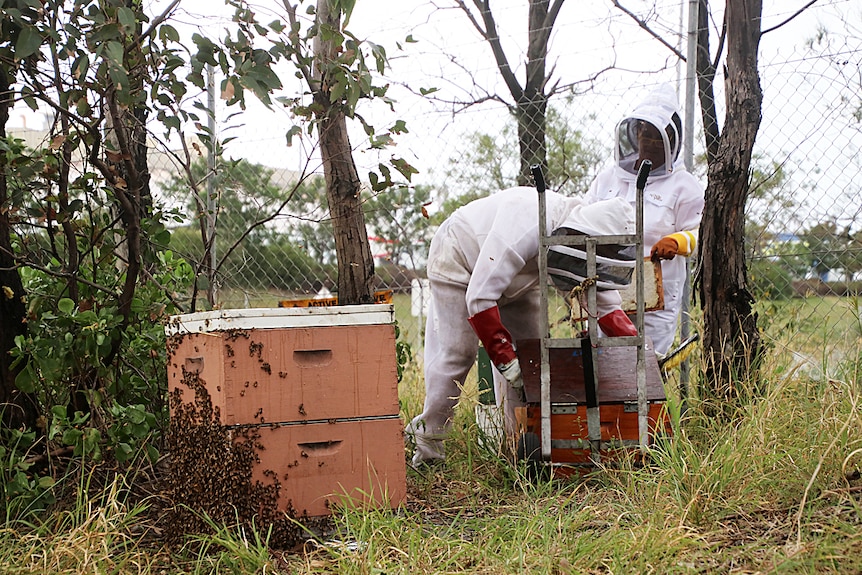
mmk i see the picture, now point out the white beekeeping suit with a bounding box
[406,186,637,467]
[584,83,705,356]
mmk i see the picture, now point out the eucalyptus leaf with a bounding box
[117,7,136,31]
[15,26,43,59]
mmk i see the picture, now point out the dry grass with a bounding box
[2,310,861,574]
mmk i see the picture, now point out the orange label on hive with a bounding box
[278,290,392,308]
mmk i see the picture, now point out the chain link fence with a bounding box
[151,2,862,368]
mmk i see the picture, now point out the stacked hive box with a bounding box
[515,338,672,473]
[166,305,406,517]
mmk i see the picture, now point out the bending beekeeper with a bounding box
[406,186,638,467]
[584,83,705,357]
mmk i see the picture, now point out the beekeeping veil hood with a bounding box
[615,83,683,178]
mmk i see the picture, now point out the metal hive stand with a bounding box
[528,161,653,472]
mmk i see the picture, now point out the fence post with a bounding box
[679,0,700,415]
[206,64,218,307]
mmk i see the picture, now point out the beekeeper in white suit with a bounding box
[406,186,638,467]
[584,83,705,357]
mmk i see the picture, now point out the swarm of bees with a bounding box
[163,361,319,548]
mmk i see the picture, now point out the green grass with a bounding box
[756,296,862,354]
[2,295,861,574]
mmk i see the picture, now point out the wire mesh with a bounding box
[156,1,862,369]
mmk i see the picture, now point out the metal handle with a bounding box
[531,164,546,194]
[636,159,652,191]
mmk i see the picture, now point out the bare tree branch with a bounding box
[455,0,523,100]
[7,254,120,296]
[610,0,686,61]
[397,63,619,115]
[529,0,565,75]
[545,0,565,31]
[452,0,486,36]
[761,0,819,35]
[713,14,727,73]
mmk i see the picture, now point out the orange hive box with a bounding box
[166,305,406,517]
[515,338,672,475]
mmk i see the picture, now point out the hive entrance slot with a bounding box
[298,440,343,456]
[293,349,333,367]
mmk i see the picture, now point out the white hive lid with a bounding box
[165,304,394,335]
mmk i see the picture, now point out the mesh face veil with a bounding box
[614,83,684,177]
[616,116,681,176]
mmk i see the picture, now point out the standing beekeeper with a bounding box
[584,83,705,357]
[406,186,639,467]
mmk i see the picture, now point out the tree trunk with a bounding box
[697,0,763,412]
[106,0,151,328]
[695,0,721,163]
[104,81,146,332]
[469,0,560,187]
[81,2,151,404]
[515,0,551,185]
[314,0,375,305]
[0,67,39,431]
[515,97,548,186]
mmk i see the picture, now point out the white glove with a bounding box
[498,358,523,390]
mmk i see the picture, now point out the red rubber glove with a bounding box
[650,236,679,262]
[597,309,638,337]
[468,306,522,388]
